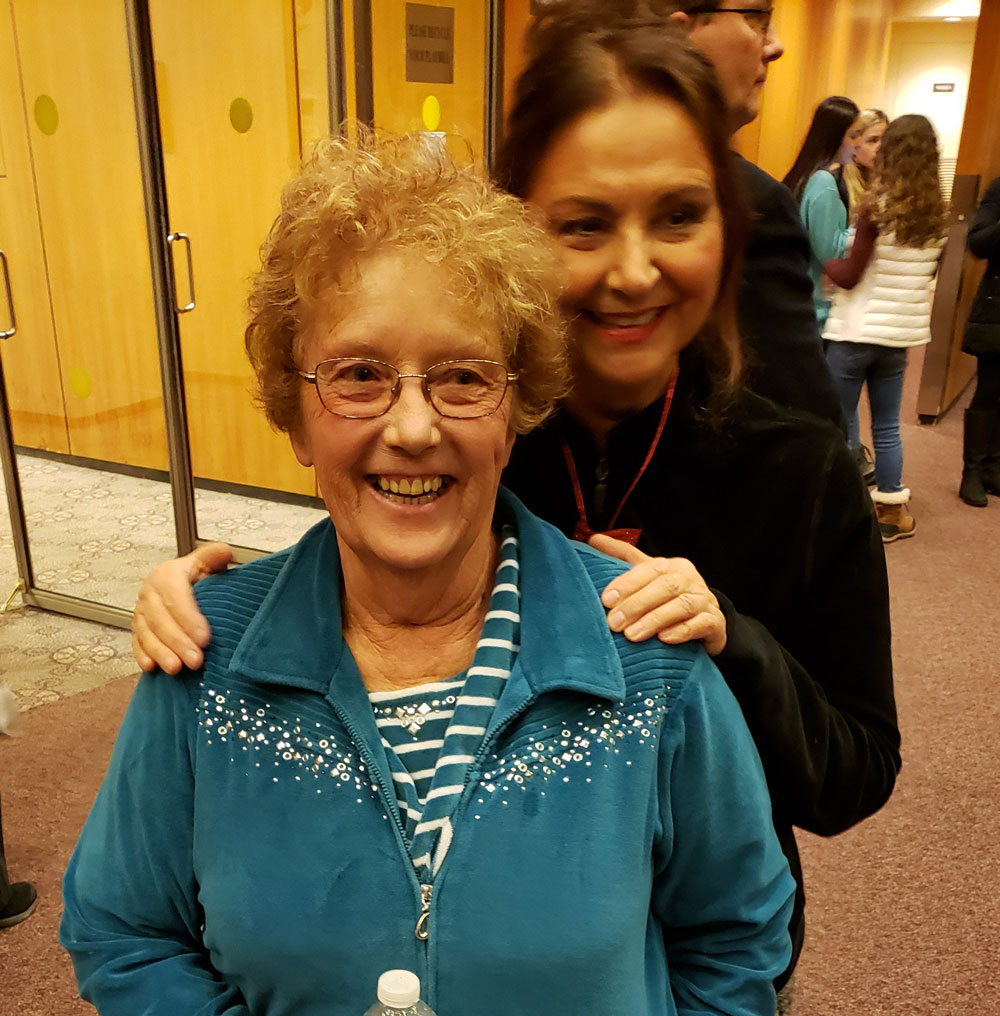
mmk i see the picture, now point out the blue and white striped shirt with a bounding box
[368,527,520,877]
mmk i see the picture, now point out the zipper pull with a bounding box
[415,883,432,941]
[593,458,609,518]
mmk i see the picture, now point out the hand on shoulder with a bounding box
[588,535,727,656]
[131,543,233,673]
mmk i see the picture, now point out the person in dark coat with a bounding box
[959,174,1000,507]
[667,0,845,431]
[733,152,844,426]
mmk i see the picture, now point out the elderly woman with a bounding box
[61,131,793,1015]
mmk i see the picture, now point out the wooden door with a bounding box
[148,0,315,496]
[6,0,166,468]
[370,0,487,165]
[0,2,69,454]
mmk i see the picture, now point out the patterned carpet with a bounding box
[0,452,325,711]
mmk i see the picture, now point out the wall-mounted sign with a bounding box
[933,83,956,92]
[406,4,454,84]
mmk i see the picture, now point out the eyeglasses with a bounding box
[686,6,775,40]
[297,357,518,420]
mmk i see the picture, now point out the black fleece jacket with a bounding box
[502,356,901,986]
[733,155,845,431]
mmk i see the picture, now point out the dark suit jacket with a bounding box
[733,154,845,431]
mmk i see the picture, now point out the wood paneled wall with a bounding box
[1,0,337,496]
[148,0,314,496]
[750,0,895,180]
[0,3,68,453]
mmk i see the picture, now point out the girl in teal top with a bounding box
[783,96,860,327]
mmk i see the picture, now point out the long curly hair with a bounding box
[870,114,947,248]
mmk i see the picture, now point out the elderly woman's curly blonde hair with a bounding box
[245,128,570,435]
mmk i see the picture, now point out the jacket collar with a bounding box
[228,489,625,707]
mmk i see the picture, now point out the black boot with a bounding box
[982,409,1000,496]
[0,870,37,929]
[960,409,992,507]
[0,793,37,929]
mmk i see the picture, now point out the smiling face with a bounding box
[526,92,724,426]
[854,120,887,170]
[684,3,784,132]
[289,253,516,578]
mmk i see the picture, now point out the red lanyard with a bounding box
[559,368,678,547]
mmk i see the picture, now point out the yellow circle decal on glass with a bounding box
[422,95,441,133]
[34,95,59,136]
[229,98,253,134]
[69,366,92,399]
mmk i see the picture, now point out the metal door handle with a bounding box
[0,250,16,339]
[166,232,196,313]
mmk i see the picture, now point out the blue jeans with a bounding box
[825,342,908,493]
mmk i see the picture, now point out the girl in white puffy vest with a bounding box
[823,114,947,544]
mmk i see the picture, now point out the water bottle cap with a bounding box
[377,969,421,1007]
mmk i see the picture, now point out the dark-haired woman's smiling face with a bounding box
[527,93,723,422]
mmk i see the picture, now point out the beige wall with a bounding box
[749,0,896,180]
[893,0,979,17]
[884,20,978,159]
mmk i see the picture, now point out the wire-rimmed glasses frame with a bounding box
[297,357,519,420]
[685,5,775,40]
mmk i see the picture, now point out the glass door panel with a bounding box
[0,0,177,614]
[147,0,328,550]
[370,0,488,165]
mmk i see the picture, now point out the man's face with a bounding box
[677,4,785,134]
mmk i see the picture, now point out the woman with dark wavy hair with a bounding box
[824,114,947,542]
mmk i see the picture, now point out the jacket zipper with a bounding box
[411,692,540,954]
[415,883,432,940]
[594,457,609,518]
[330,705,430,956]
[337,686,560,1003]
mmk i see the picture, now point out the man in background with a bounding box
[665,2,847,431]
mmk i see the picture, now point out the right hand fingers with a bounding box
[133,579,206,672]
[132,610,190,674]
[131,544,232,671]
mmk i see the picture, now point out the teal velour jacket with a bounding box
[61,489,794,1016]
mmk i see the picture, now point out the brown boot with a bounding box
[872,488,915,543]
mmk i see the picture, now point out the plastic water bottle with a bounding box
[363,970,437,1015]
